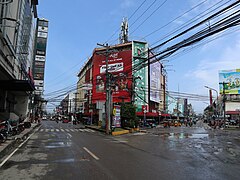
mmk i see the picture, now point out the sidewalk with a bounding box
[0,123,40,160]
[85,125,140,135]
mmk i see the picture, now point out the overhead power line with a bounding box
[131,0,168,34]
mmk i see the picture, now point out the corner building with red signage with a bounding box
[76,41,167,127]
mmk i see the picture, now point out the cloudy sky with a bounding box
[38,0,240,113]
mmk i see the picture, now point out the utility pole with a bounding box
[97,43,115,134]
[177,84,180,120]
[219,82,226,124]
[223,82,226,124]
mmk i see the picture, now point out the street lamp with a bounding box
[205,85,219,121]
[204,86,218,102]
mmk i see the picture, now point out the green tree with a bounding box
[120,103,138,128]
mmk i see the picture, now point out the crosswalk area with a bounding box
[38,128,96,133]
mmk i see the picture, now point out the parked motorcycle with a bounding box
[0,129,8,143]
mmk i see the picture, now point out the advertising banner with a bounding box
[38,26,48,33]
[149,52,161,103]
[34,19,48,83]
[92,50,132,103]
[34,73,44,80]
[35,55,45,61]
[219,69,240,94]
[112,105,121,127]
[36,38,47,52]
[35,61,45,68]
[132,41,148,112]
[37,31,48,38]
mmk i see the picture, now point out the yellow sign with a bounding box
[113,108,116,116]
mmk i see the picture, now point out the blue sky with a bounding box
[38,0,240,113]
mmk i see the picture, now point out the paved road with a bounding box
[0,121,239,180]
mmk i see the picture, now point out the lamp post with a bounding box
[204,86,218,102]
[204,86,219,118]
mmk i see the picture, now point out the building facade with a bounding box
[77,41,165,126]
[0,0,38,121]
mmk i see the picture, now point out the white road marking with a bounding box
[0,127,40,167]
[83,147,99,160]
[45,129,49,132]
[65,129,70,132]
[40,129,44,132]
[60,129,64,132]
[79,129,84,132]
[87,129,95,132]
[70,129,75,132]
[67,133,72,138]
[56,129,59,132]
[51,129,54,132]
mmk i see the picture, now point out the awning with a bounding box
[226,111,240,115]
[136,112,171,117]
[136,112,159,117]
[161,113,171,117]
[0,80,35,91]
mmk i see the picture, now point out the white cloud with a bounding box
[183,32,240,113]
[186,33,240,85]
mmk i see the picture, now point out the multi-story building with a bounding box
[76,41,166,127]
[60,92,76,115]
[219,69,240,120]
[0,0,38,121]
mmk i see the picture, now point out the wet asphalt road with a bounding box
[0,121,240,180]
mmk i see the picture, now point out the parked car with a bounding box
[145,119,156,128]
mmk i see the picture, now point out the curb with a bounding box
[0,123,41,160]
[112,130,129,136]
[85,125,106,133]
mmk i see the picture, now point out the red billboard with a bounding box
[92,50,132,103]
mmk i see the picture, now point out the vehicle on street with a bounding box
[174,120,181,127]
[144,119,156,128]
[62,117,70,123]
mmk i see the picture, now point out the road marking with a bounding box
[56,129,59,132]
[45,129,49,132]
[65,129,70,132]
[40,129,44,132]
[70,129,75,132]
[61,129,64,132]
[0,126,39,168]
[87,129,95,132]
[51,129,54,132]
[85,129,91,132]
[83,147,99,160]
[67,133,72,138]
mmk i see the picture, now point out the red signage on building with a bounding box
[92,50,132,103]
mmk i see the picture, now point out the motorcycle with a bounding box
[0,129,7,143]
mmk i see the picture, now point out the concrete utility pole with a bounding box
[223,82,226,124]
[219,82,226,123]
[97,43,115,134]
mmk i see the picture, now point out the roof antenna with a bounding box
[119,17,128,44]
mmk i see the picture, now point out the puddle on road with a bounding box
[45,141,72,148]
[158,132,209,139]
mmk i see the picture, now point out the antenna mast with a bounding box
[119,17,129,44]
